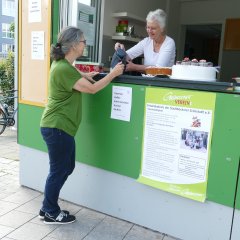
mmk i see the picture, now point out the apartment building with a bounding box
[0,0,14,58]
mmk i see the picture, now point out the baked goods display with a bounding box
[143,58,217,81]
[145,66,172,76]
[171,58,217,81]
[177,57,213,67]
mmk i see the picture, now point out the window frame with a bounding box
[2,23,14,39]
[2,0,15,17]
[59,0,102,63]
[2,43,14,52]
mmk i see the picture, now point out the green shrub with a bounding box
[0,52,15,106]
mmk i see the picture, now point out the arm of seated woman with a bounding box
[125,60,146,73]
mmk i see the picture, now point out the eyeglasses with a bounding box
[79,40,86,45]
[145,26,158,32]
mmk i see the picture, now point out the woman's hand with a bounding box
[125,60,146,73]
[82,71,99,83]
[114,42,125,51]
[84,71,99,79]
[73,62,124,94]
[111,62,124,77]
[125,60,136,71]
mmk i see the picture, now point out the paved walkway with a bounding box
[0,128,19,160]
[0,128,179,240]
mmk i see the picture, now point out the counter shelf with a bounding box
[94,73,235,93]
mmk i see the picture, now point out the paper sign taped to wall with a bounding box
[31,31,45,60]
[111,86,132,122]
[28,0,42,23]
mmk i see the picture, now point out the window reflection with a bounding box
[78,0,91,5]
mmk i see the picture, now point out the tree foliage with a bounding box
[0,52,15,106]
[9,22,15,38]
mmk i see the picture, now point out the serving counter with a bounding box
[18,75,240,240]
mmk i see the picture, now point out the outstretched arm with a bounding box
[73,62,124,94]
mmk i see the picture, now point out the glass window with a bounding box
[2,23,14,38]
[59,0,102,62]
[79,0,91,5]
[2,43,14,52]
[77,0,102,62]
[2,0,15,17]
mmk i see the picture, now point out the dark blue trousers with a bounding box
[40,127,75,216]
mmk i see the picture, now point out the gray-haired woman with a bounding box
[39,26,124,225]
[114,9,176,72]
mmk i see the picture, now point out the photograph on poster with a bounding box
[191,116,201,127]
[180,129,208,152]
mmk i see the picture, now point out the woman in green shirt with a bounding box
[40,26,124,225]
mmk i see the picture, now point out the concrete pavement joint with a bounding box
[0,128,180,240]
[122,224,134,240]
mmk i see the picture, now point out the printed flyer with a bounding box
[138,87,216,202]
[111,86,132,122]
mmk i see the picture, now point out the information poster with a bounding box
[111,86,132,122]
[31,31,45,60]
[28,0,42,23]
[138,88,216,202]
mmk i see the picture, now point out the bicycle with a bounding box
[0,90,18,135]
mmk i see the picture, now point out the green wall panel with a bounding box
[18,104,46,152]
[207,93,240,207]
[18,85,240,208]
[235,164,240,209]
[75,83,145,178]
[18,83,145,179]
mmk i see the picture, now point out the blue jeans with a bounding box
[40,127,75,216]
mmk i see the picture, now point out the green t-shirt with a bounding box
[40,59,82,136]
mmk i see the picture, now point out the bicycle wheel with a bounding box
[0,108,7,135]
